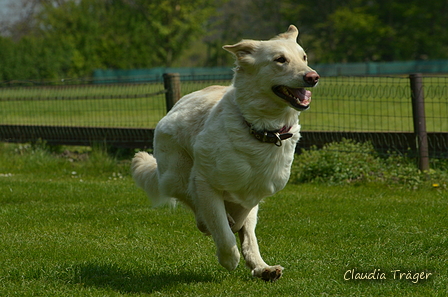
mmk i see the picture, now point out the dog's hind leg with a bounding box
[193,176,240,271]
[132,130,194,208]
[238,205,284,282]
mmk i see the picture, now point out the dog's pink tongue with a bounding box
[303,89,312,100]
[291,88,312,101]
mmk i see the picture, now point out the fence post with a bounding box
[409,73,429,171]
[163,73,181,112]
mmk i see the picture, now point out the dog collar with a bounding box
[245,121,293,147]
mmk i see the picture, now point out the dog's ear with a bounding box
[223,40,259,66]
[272,25,299,41]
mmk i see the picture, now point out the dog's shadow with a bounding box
[72,262,216,294]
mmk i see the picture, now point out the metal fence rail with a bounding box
[1,74,447,166]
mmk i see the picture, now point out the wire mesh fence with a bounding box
[423,76,448,132]
[174,74,448,161]
[0,74,447,159]
[0,77,167,128]
[172,75,447,134]
[300,76,413,132]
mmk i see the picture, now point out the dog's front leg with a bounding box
[238,205,284,281]
[194,177,240,271]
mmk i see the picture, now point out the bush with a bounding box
[290,139,448,189]
[291,139,382,184]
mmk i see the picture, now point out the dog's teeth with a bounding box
[277,86,309,106]
[282,87,296,100]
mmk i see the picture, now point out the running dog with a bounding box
[132,25,319,281]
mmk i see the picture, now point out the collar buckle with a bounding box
[273,133,282,147]
[246,121,293,147]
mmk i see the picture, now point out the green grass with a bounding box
[0,142,447,296]
[1,76,447,131]
[0,80,231,128]
[0,96,166,128]
[0,83,168,128]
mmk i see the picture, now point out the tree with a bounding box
[2,0,448,79]
[281,0,448,63]
[34,0,218,76]
[204,0,288,66]
[0,33,70,80]
[0,0,218,78]
[318,7,395,62]
[137,0,217,66]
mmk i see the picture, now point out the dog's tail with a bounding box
[131,152,174,207]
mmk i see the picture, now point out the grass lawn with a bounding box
[0,143,447,296]
[0,83,168,128]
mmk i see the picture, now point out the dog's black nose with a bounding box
[304,71,320,86]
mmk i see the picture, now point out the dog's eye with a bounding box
[303,55,307,61]
[275,56,287,63]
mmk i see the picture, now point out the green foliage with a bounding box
[280,0,448,63]
[0,35,69,80]
[0,142,130,182]
[0,0,218,79]
[2,0,448,79]
[291,139,448,188]
[292,139,382,184]
[142,0,217,66]
[323,7,395,62]
[37,0,218,76]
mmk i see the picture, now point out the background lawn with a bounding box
[0,143,447,296]
[1,76,447,132]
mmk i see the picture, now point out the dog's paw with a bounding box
[217,245,240,271]
[252,265,284,282]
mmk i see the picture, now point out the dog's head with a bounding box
[223,25,319,111]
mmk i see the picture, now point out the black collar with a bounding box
[245,121,293,147]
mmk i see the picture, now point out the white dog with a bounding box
[132,25,319,281]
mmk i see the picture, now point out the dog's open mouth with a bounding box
[272,86,311,110]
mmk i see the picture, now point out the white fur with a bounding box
[131,25,318,281]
